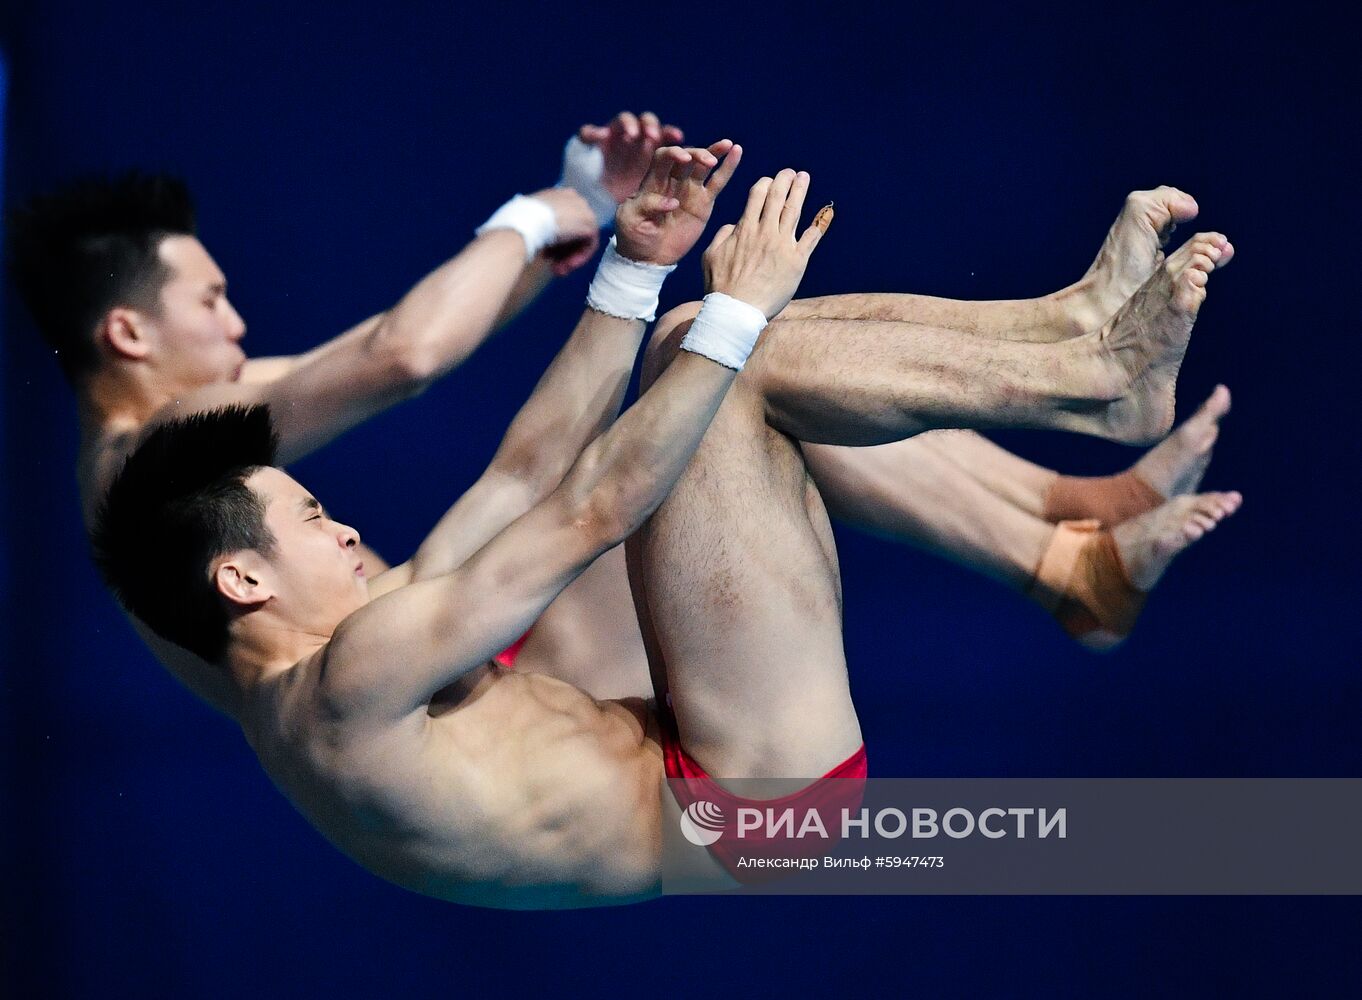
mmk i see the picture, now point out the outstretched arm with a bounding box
[324,168,830,720]
[174,199,590,465]
[371,140,744,591]
[204,112,684,465]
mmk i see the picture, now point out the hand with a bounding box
[529,187,601,276]
[577,111,686,204]
[701,169,831,319]
[614,141,742,267]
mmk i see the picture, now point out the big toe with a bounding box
[1152,185,1201,231]
[1182,384,1232,443]
[1199,383,1232,419]
[1130,185,1200,241]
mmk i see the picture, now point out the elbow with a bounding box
[370,317,442,394]
[559,455,640,554]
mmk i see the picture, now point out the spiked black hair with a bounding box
[91,405,279,663]
[6,172,197,381]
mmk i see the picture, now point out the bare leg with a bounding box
[777,186,1200,341]
[721,230,1230,447]
[802,439,1049,591]
[803,436,1241,651]
[916,431,1059,518]
[634,235,1234,775]
[631,269,1242,779]
[916,385,1231,521]
[631,369,862,779]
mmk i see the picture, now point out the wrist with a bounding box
[476,195,558,261]
[559,136,618,228]
[585,237,676,322]
[678,293,768,371]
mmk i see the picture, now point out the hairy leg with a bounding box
[777,186,1199,341]
[630,370,862,779]
[655,226,1228,450]
[739,229,1230,447]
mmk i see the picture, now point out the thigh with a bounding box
[632,373,862,781]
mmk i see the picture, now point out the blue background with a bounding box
[2,2,1359,995]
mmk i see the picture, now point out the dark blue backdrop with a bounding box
[3,3,1359,996]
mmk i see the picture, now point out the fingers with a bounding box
[704,142,742,197]
[761,169,797,229]
[705,223,736,255]
[779,171,810,237]
[676,144,719,187]
[635,192,681,217]
[797,204,833,257]
[583,112,682,149]
[578,123,610,144]
[639,145,693,194]
[639,112,662,145]
[742,176,774,225]
[613,111,641,141]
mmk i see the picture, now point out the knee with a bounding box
[642,301,703,390]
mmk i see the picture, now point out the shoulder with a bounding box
[79,424,140,521]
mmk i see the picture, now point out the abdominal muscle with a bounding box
[266,666,665,911]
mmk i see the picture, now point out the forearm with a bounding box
[487,307,648,496]
[408,342,729,583]
[405,307,648,582]
[492,257,556,331]
[555,351,736,547]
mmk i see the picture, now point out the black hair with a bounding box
[91,404,279,663]
[6,172,197,381]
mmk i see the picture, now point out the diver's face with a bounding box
[247,467,369,634]
[145,235,248,386]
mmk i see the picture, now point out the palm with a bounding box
[620,186,710,262]
[615,142,741,267]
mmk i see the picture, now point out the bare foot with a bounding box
[1112,491,1242,592]
[1096,231,1234,445]
[1059,187,1201,335]
[1130,385,1231,498]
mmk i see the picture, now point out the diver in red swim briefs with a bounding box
[91,137,1235,907]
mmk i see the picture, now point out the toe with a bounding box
[1203,384,1232,416]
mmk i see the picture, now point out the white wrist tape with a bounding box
[559,136,617,228]
[475,194,558,261]
[585,237,675,321]
[679,293,768,371]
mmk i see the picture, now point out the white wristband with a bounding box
[559,136,618,228]
[678,293,768,371]
[585,237,675,322]
[475,194,558,261]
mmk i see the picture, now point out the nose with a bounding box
[337,522,360,550]
[225,298,247,341]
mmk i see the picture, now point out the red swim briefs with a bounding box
[661,709,867,883]
[493,630,531,669]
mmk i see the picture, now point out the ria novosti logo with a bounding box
[680,801,725,846]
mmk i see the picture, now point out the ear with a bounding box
[100,307,152,361]
[214,553,275,609]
